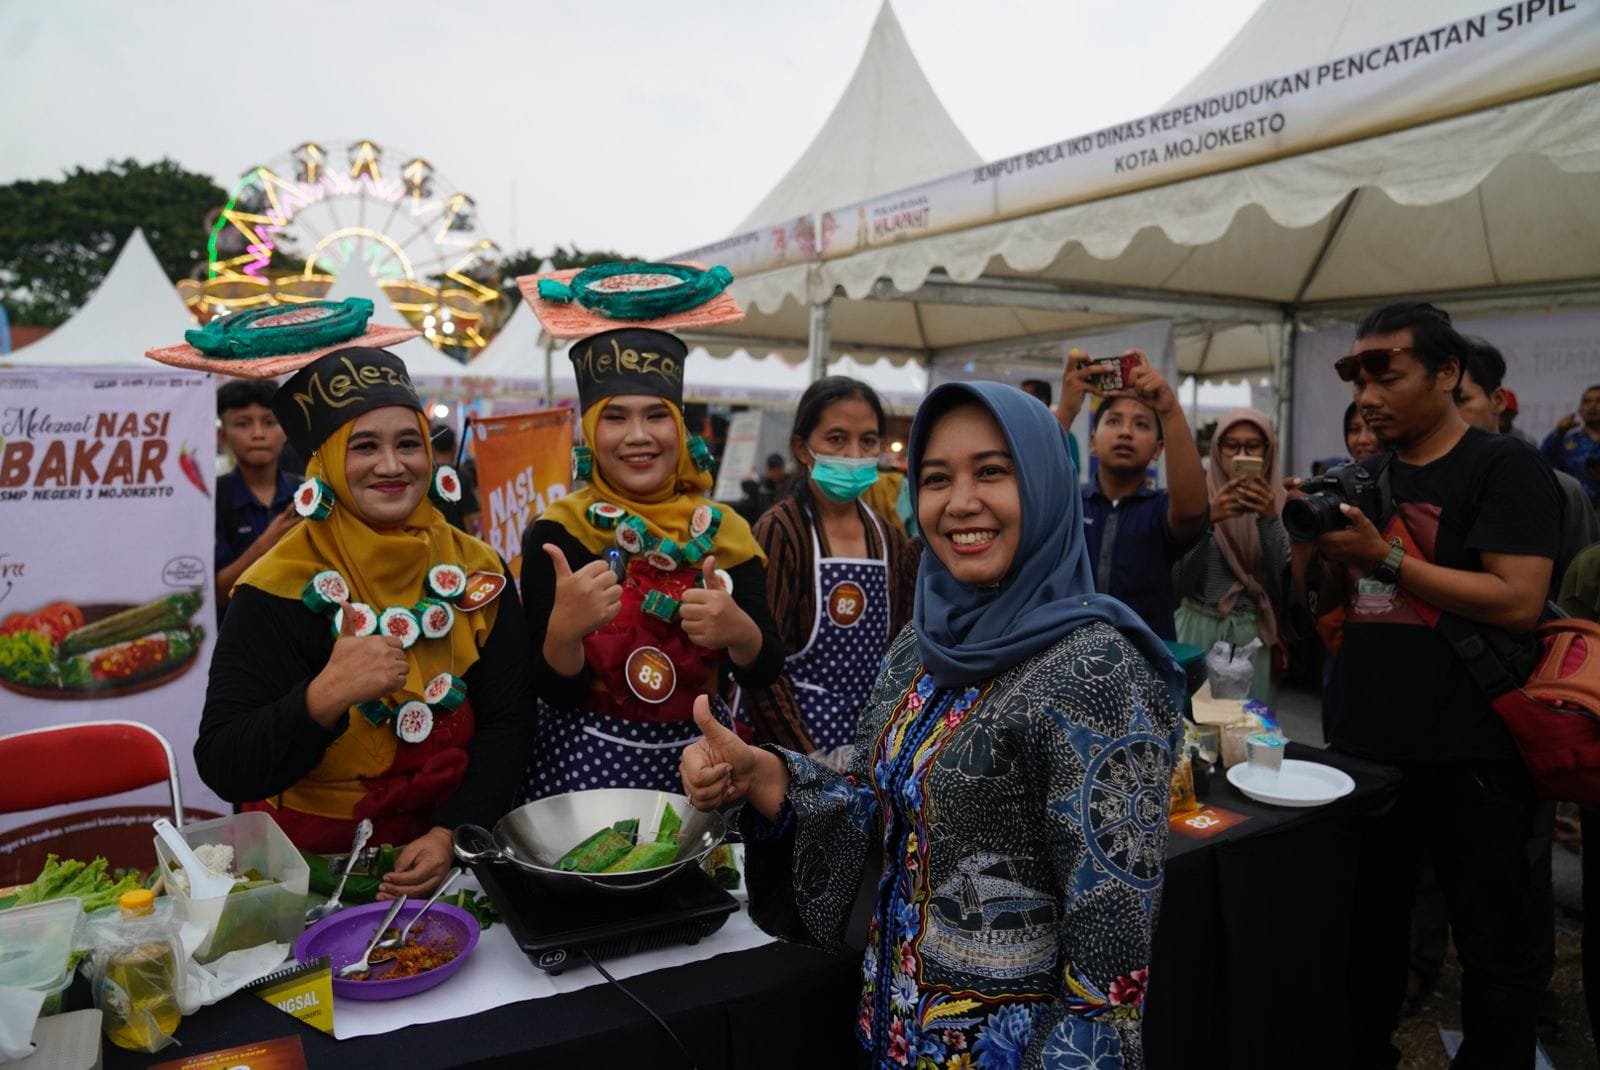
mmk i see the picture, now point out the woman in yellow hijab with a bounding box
[519,325,784,799]
[192,345,533,898]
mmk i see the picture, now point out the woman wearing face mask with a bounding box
[735,378,921,766]
[516,263,785,799]
[682,382,1183,1068]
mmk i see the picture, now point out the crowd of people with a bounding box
[177,275,1600,1067]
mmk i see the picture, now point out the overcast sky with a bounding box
[1,0,1262,258]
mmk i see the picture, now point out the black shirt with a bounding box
[1333,428,1561,763]
[196,573,533,830]
[520,518,786,710]
[214,468,301,573]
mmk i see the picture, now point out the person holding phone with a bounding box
[1056,349,1208,640]
[1172,408,1289,702]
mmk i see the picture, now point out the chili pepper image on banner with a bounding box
[178,442,209,497]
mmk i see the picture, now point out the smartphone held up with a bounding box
[1071,349,1144,393]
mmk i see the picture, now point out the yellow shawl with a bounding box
[237,414,506,818]
[541,399,764,568]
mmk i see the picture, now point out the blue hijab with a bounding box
[909,381,1182,698]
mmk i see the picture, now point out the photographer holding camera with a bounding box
[1300,302,1561,1068]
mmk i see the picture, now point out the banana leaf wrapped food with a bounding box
[601,841,680,873]
[58,591,202,656]
[57,627,202,690]
[555,827,634,873]
[554,809,687,874]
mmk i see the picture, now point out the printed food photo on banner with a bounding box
[0,368,225,882]
[0,590,204,698]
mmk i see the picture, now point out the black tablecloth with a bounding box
[100,745,1396,1070]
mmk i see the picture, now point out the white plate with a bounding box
[1226,758,1355,808]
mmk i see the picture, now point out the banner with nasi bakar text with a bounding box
[473,409,573,585]
[0,367,225,884]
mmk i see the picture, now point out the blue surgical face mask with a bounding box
[810,452,881,503]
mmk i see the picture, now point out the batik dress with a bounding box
[745,621,1181,1070]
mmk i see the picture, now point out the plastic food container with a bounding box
[0,896,84,1015]
[151,811,308,963]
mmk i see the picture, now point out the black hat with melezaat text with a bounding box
[515,261,745,412]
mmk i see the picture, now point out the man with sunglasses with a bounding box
[1313,301,1561,1069]
[1542,383,1600,509]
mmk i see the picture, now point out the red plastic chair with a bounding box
[0,720,184,824]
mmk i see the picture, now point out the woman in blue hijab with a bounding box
[682,382,1183,1069]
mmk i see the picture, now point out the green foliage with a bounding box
[0,158,227,326]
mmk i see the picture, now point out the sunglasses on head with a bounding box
[1334,346,1419,383]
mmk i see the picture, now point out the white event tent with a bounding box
[2,229,195,368]
[675,2,976,402]
[675,0,1600,459]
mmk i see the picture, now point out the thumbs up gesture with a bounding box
[679,694,774,812]
[305,600,410,726]
[679,555,759,659]
[543,542,622,646]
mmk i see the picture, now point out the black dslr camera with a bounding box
[1282,462,1389,541]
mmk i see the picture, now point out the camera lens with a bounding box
[1283,494,1345,541]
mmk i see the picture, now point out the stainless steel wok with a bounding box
[453,788,725,896]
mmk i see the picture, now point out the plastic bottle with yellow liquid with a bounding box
[97,889,183,1051]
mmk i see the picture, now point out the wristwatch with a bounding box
[1370,537,1405,585]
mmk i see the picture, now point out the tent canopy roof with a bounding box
[4,228,194,368]
[694,0,1600,382]
[1167,0,1500,104]
[733,2,981,234]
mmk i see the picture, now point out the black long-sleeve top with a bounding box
[519,518,786,709]
[196,575,534,832]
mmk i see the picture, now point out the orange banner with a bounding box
[472,410,573,583]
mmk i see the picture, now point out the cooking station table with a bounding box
[101,744,1396,1070]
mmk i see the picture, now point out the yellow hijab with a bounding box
[238,412,506,703]
[541,399,763,568]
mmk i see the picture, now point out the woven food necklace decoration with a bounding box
[537,262,733,320]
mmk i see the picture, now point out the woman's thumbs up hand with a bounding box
[679,694,786,814]
[679,555,761,662]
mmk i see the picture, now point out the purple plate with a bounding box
[294,901,479,1001]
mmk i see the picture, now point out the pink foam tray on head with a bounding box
[144,324,422,379]
[515,263,744,341]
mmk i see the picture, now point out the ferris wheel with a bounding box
[195,139,504,352]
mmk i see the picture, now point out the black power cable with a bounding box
[580,947,700,1070]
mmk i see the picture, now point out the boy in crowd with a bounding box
[1315,301,1560,1067]
[1543,383,1600,506]
[1056,349,1208,639]
[213,380,301,612]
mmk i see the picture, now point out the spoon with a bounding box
[337,896,407,979]
[374,868,462,955]
[306,818,373,925]
[152,818,234,899]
